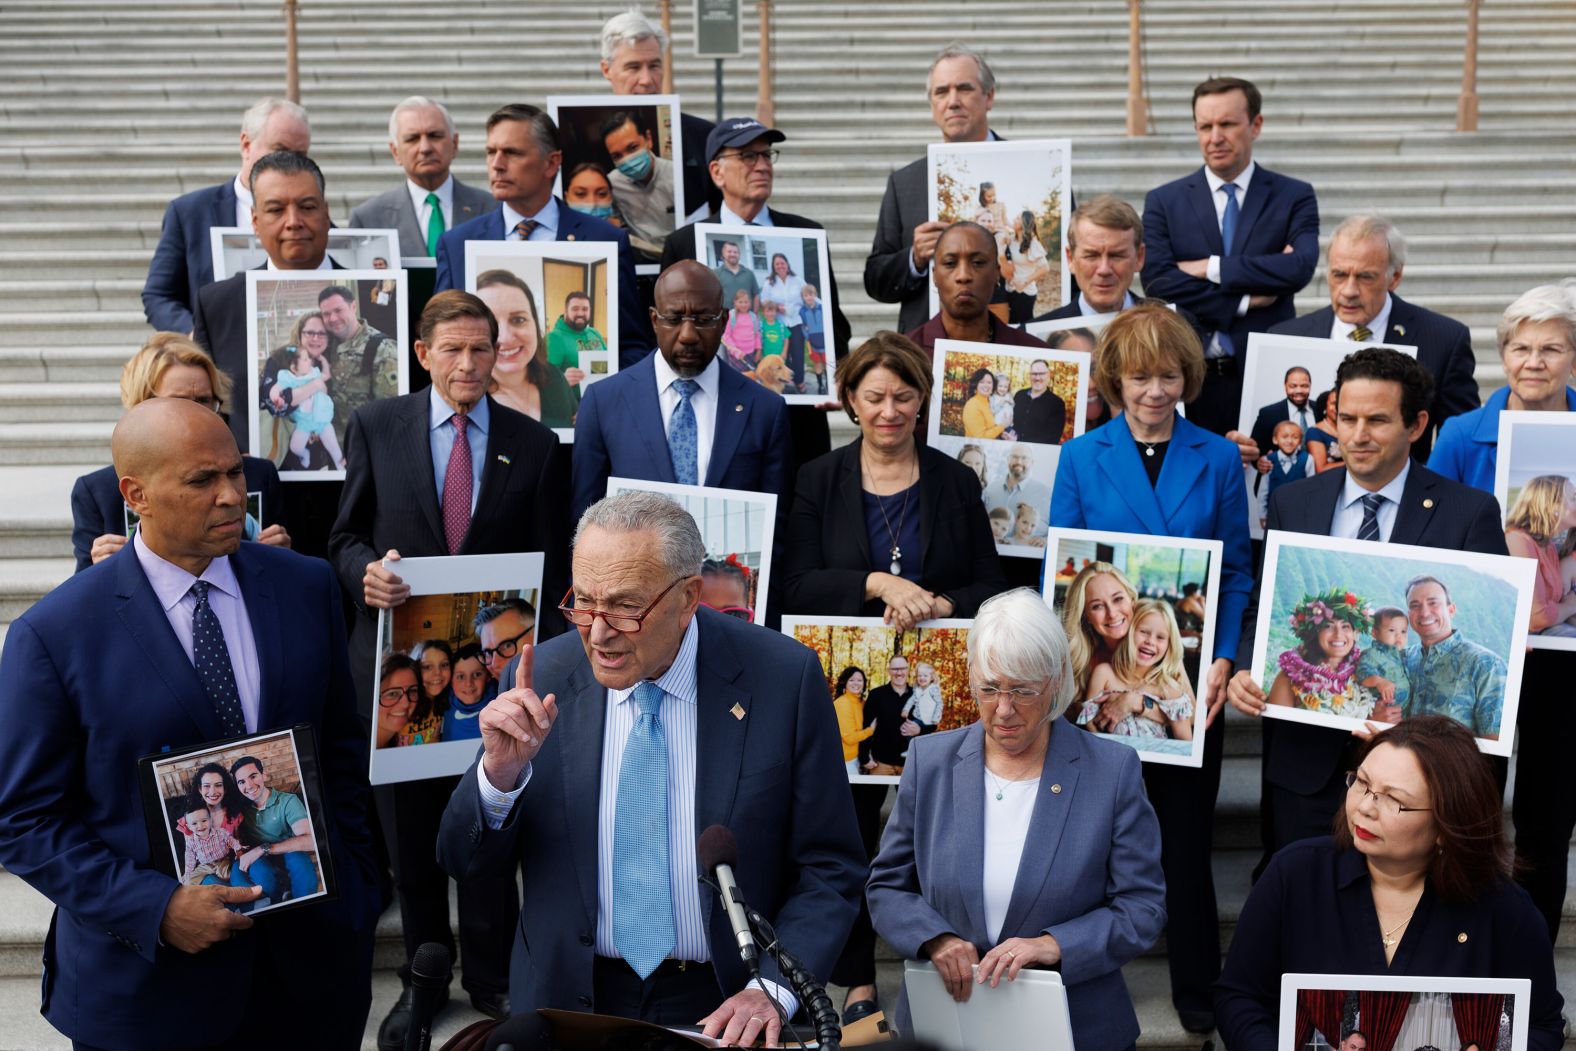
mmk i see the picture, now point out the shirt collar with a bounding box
[1339,458,1411,514]
[133,531,243,612]
[501,196,559,237]
[265,254,332,272]
[652,349,721,401]
[719,202,772,227]
[1334,844,1370,889]
[1204,160,1256,196]
[1077,291,1133,316]
[609,614,700,708]
[428,385,490,434]
[233,174,253,211]
[408,174,454,205]
[1331,293,1394,341]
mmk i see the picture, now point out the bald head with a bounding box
[651,260,726,378]
[113,398,236,479]
[654,259,724,314]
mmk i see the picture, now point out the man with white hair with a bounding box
[142,97,310,332]
[350,96,495,256]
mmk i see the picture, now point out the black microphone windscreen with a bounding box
[484,1012,553,1051]
[696,823,739,872]
[410,941,452,986]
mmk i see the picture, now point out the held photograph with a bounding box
[1494,411,1576,651]
[930,435,1060,559]
[245,271,408,480]
[210,226,401,281]
[371,553,545,785]
[1250,532,1534,756]
[1041,528,1222,767]
[1279,974,1531,1051]
[781,616,974,785]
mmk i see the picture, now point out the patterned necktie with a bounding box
[513,218,539,241]
[1357,493,1385,542]
[1215,182,1240,358]
[612,681,675,978]
[424,191,445,256]
[190,581,247,736]
[1350,325,1373,342]
[668,379,699,485]
[442,414,472,554]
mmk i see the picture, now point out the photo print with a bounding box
[210,227,401,281]
[1279,973,1531,1051]
[1494,411,1576,650]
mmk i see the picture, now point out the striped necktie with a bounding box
[1357,493,1385,542]
[1350,325,1373,342]
[513,219,539,240]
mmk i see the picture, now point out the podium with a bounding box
[903,960,1075,1051]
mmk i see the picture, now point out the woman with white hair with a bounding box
[867,588,1167,1051]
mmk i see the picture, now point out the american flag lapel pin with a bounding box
[730,703,746,721]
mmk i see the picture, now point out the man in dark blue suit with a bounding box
[1141,76,1320,437]
[0,398,377,1050]
[433,103,653,369]
[1246,365,1315,458]
[437,490,863,1046]
[571,261,790,524]
[142,98,311,333]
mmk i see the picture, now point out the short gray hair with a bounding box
[574,490,705,579]
[388,96,455,143]
[1329,214,1407,276]
[240,97,309,142]
[966,589,1077,721]
[927,43,996,96]
[601,9,667,62]
[1496,283,1576,356]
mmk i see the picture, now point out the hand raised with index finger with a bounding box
[479,643,557,791]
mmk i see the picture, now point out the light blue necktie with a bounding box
[669,379,699,485]
[1357,493,1385,543]
[612,681,674,978]
[190,581,247,736]
[1215,182,1240,358]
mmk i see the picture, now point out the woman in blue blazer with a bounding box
[1046,303,1251,1033]
[867,589,1166,1051]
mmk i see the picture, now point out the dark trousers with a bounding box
[1513,651,1576,940]
[830,783,888,989]
[592,955,724,1026]
[1187,362,1244,437]
[1143,712,1225,1013]
[376,775,517,995]
[785,324,807,386]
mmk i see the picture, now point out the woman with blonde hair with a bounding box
[1504,474,1576,637]
[1079,598,1196,740]
[1060,560,1140,697]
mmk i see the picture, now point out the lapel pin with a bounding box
[497,454,512,465]
[566,234,577,241]
[1423,498,1434,509]
[1394,324,1406,337]
[1457,932,1468,943]
[735,404,744,412]
[1050,783,1062,794]
[730,703,746,721]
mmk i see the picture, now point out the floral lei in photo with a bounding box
[1277,587,1376,698]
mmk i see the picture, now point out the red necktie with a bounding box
[442,414,471,554]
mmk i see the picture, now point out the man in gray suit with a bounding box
[349,96,494,257]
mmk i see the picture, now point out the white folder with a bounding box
[904,959,1076,1051]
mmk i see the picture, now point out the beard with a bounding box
[566,316,588,331]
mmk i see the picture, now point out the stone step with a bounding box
[0,557,74,623]
[0,423,112,466]
[0,346,135,384]
[0,382,122,423]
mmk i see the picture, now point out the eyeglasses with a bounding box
[718,148,778,167]
[558,576,691,633]
[971,682,1048,707]
[379,685,420,708]
[1344,771,1431,815]
[479,625,532,663]
[652,311,726,330]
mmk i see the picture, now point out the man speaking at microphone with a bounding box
[438,490,864,1046]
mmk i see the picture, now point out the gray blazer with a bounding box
[867,718,1167,1051]
[348,176,495,255]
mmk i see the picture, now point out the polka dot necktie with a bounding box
[612,681,674,978]
[442,414,472,555]
[189,581,247,737]
[668,379,699,486]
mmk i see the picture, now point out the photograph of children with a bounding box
[606,477,777,626]
[1279,974,1531,1051]
[547,94,686,267]
[210,227,401,281]
[931,435,1060,559]
[246,271,408,480]
[1042,528,1222,767]
[1494,411,1576,650]
[1250,532,1534,756]
[465,240,618,441]
[927,139,1072,323]
[1024,314,1111,430]
[150,728,328,915]
[780,616,973,785]
[694,223,837,404]
[370,552,544,784]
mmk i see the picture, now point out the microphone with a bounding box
[404,941,452,1051]
[696,824,759,973]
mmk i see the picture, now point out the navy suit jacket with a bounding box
[0,542,378,1049]
[569,354,792,525]
[867,719,1167,1051]
[1141,165,1320,359]
[436,608,865,1015]
[432,199,654,370]
[142,180,236,333]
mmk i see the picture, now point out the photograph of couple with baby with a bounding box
[1495,412,1576,650]
[1253,533,1534,754]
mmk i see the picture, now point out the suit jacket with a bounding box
[435,608,865,1013]
[867,719,1167,1051]
[678,112,721,219]
[0,542,378,1049]
[142,180,236,333]
[782,439,1007,618]
[328,389,569,710]
[348,177,494,256]
[70,456,285,572]
[432,199,654,370]
[1140,164,1320,360]
[1268,294,1480,460]
[1247,399,1317,459]
[569,353,792,525]
[1251,464,1508,794]
[1049,412,1255,662]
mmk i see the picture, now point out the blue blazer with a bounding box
[0,542,378,1049]
[432,199,655,370]
[1140,165,1320,360]
[1048,412,1255,663]
[1429,384,1576,494]
[569,354,792,525]
[867,719,1167,1051]
[435,608,865,1016]
[141,180,235,333]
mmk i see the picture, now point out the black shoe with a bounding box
[470,990,512,1020]
[1178,1007,1216,1034]
[378,983,451,1051]
[842,999,880,1026]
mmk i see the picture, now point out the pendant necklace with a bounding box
[866,454,917,575]
[1137,439,1160,458]
[1380,908,1415,948]
[985,767,1038,802]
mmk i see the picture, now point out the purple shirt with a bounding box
[132,533,261,733]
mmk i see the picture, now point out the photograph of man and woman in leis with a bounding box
[1495,412,1576,649]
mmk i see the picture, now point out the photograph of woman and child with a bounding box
[1495,413,1576,649]
[1047,530,1218,766]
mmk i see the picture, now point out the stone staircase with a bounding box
[0,0,1574,1046]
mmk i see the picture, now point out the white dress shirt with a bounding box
[1329,460,1410,541]
[502,197,559,241]
[1330,293,1394,343]
[653,352,720,483]
[264,255,333,272]
[1202,161,1256,355]
[233,174,253,229]
[407,174,455,237]
[719,202,773,228]
[1078,290,1135,316]
[982,772,1039,944]
[427,386,488,515]
[1281,398,1315,432]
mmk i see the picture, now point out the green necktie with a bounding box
[425,192,445,256]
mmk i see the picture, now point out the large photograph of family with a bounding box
[1043,529,1220,766]
[371,552,544,784]
[150,729,329,916]
[694,223,836,403]
[1251,532,1534,755]
[781,616,973,785]
[1280,974,1531,1051]
[245,271,408,480]
[465,241,618,440]
[1494,411,1576,651]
